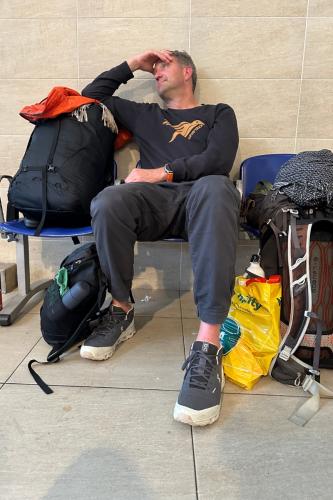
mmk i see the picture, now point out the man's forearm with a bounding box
[81,62,134,100]
[125,167,168,184]
[126,57,140,73]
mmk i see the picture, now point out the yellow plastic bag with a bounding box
[220,275,281,390]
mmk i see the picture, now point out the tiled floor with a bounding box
[1,288,333,500]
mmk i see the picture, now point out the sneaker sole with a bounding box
[80,321,136,361]
[173,401,221,427]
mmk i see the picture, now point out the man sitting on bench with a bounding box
[81,49,239,427]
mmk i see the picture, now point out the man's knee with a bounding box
[187,175,239,208]
[91,185,132,218]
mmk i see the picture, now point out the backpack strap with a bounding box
[278,216,312,361]
[0,175,17,222]
[28,296,104,394]
[289,370,333,426]
[266,218,285,270]
[34,120,61,236]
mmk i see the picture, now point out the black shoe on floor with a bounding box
[174,341,224,426]
[80,305,135,361]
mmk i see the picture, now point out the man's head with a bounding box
[153,50,197,100]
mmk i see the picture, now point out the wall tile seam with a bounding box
[0,77,313,80]
[239,137,333,140]
[188,0,191,54]
[1,15,332,20]
[294,0,311,153]
[0,17,77,20]
[5,78,333,81]
[77,16,191,20]
[76,0,80,83]
[189,16,330,19]
[1,16,322,20]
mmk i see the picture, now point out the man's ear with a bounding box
[183,66,193,84]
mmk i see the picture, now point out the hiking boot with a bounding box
[173,341,224,426]
[80,305,135,361]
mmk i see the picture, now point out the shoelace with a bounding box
[182,350,217,390]
[92,309,126,337]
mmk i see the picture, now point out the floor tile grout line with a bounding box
[179,285,199,500]
[3,381,326,399]
[3,336,43,385]
[4,382,180,392]
[190,426,199,500]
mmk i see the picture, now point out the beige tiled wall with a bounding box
[0,0,332,290]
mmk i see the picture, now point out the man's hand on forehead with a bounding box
[127,49,173,73]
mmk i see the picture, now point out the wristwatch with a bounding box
[164,163,174,182]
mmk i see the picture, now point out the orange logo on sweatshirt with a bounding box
[163,119,205,143]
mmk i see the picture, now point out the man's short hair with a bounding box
[170,50,197,93]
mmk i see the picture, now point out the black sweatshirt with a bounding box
[82,62,239,183]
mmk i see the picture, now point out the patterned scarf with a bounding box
[273,149,333,207]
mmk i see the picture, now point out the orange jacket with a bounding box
[19,86,98,122]
[20,86,133,150]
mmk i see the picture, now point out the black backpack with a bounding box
[28,243,107,393]
[8,103,117,235]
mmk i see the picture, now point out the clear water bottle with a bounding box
[243,254,265,278]
[62,281,91,310]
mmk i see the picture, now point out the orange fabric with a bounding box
[19,86,99,122]
[114,128,133,150]
[19,86,133,151]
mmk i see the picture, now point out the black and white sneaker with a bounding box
[80,305,135,361]
[174,341,224,426]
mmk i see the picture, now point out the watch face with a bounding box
[164,164,173,174]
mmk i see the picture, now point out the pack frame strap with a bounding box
[289,374,333,426]
[34,120,61,236]
[305,311,323,375]
[267,219,284,269]
[279,222,312,360]
[290,213,305,260]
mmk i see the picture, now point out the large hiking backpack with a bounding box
[8,103,117,235]
[258,150,333,424]
[261,198,333,365]
[28,243,107,394]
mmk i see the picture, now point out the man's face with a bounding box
[153,57,189,99]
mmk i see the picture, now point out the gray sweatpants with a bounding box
[90,175,240,324]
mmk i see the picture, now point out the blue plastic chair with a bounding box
[240,153,295,198]
[0,162,120,325]
[239,153,295,237]
[1,153,292,325]
[0,220,93,325]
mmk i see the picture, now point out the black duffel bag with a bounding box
[8,103,117,234]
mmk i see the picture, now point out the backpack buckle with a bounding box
[279,345,292,361]
[304,310,318,320]
[302,374,316,392]
[308,368,320,377]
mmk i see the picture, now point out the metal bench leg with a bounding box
[0,234,52,326]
